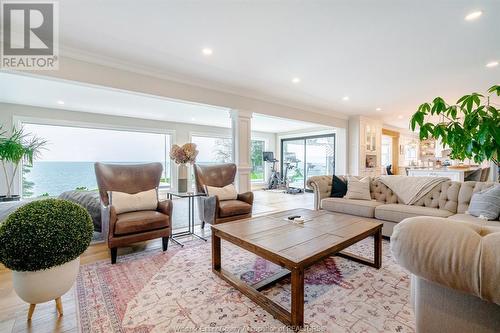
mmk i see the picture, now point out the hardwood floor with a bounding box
[0,190,313,333]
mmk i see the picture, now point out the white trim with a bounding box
[13,115,176,136]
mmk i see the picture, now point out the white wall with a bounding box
[276,127,347,177]
[0,103,279,195]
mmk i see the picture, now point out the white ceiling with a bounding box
[45,0,500,129]
[0,72,325,133]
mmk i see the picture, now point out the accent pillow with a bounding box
[344,176,372,200]
[206,184,238,201]
[468,185,500,220]
[110,189,158,214]
[330,175,347,198]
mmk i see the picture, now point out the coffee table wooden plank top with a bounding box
[211,208,383,328]
[212,209,382,267]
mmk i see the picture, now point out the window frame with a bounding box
[280,133,336,190]
[250,137,268,184]
[14,116,175,198]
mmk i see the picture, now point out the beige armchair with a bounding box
[391,216,500,333]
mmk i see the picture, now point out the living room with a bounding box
[0,1,499,333]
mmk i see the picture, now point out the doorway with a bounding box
[280,134,335,190]
[381,129,400,174]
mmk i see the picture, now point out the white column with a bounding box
[230,110,253,193]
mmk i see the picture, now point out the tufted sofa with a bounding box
[307,175,499,237]
[391,216,500,333]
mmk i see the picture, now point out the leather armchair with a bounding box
[193,163,253,227]
[94,162,172,264]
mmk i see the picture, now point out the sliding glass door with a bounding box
[281,134,335,190]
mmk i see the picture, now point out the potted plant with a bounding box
[410,84,500,181]
[0,199,93,320]
[0,126,47,201]
[169,143,199,192]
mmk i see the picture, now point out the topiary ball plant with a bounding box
[0,199,93,272]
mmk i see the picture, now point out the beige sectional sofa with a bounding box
[307,175,499,237]
[307,175,500,332]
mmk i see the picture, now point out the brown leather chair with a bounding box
[94,162,172,264]
[193,163,253,227]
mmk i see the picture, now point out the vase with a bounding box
[13,257,80,319]
[178,163,188,193]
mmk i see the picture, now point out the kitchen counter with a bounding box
[407,167,480,182]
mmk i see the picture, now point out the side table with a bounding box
[166,191,208,246]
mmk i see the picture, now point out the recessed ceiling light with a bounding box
[465,10,482,21]
[57,100,64,105]
[397,115,404,119]
[375,107,382,111]
[486,61,499,68]
[291,77,301,84]
[342,96,349,101]
[202,48,213,56]
[191,117,196,121]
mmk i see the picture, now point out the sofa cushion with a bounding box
[448,214,500,227]
[321,198,384,218]
[330,175,347,198]
[206,184,238,201]
[345,176,371,200]
[468,185,500,220]
[457,181,496,214]
[218,200,252,217]
[115,211,168,235]
[375,204,454,222]
[111,189,158,214]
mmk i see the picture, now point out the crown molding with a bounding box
[59,46,348,120]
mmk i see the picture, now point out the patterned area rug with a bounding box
[76,238,414,333]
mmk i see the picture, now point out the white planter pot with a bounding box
[12,257,80,304]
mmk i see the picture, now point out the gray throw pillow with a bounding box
[468,185,500,220]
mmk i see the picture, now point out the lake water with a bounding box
[24,161,168,197]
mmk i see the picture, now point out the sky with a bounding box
[25,123,168,162]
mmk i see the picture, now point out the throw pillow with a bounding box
[330,175,347,198]
[468,185,500,220]
[206,184,238,201]
[344,176,372,200]
[110,188,158,214]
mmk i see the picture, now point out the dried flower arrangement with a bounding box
[169,143,199,164]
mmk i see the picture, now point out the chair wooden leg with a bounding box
[110,248,117,264]
[55,297,63,316]
[162,237,169,251]
[27,304,36,321]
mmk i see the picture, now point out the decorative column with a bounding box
[230,110,253,192]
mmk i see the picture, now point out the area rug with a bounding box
[76,238,414,333]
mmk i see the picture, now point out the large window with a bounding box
[22,123,171,198]
[281,134,335,190]
[191,135,232,164]
[250,139,265,182]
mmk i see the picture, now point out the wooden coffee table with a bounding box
[211,208,383,329]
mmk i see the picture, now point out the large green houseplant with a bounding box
[0,126,47,200]
[0,199,93,319]
[410,85,500,180]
